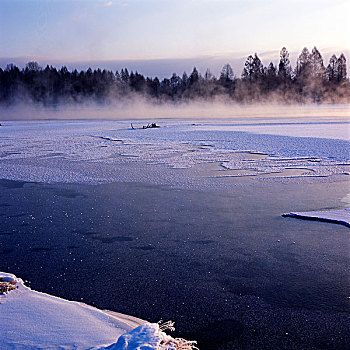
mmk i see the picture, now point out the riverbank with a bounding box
[0,272,199,349]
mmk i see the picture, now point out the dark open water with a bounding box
[0,178,349,349]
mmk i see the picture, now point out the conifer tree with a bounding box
[189,67,200,85]
[326,55,338,82]
[310,47,325,79]
[204,69,215,81]
[219,64,234,82]
[252,53,264,79]
[242,55,254,80]
[337,54,347,82]
[278,47,291,80]
[295,47,311,77]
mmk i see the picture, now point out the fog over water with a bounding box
[1,102,349,122]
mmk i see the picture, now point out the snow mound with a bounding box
[0,272,19,294]
[0,272,18,283]
[102,322,198,350]
[0,272,137,349]
[283,208,350,227]
[0,272,197,350]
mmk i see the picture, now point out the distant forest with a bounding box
[0,47,349,105]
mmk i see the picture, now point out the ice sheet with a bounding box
[194,121,350,140]
[0,119,349,186]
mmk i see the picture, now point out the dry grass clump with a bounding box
[158,321,199,350]
[0,279,17,294]
[159,337,199,350]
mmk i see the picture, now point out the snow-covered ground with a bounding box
[0,118,349,186]
[0,272,195,350]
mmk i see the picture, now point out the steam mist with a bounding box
[2,99,349,122]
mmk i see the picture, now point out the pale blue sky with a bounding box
[1,0,349,77]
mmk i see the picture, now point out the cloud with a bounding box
[103,1,128,7]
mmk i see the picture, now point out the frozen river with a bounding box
[0,115,349,349]
[0,117,349,186]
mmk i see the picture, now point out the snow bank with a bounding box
[0,272,197,350]
[102,322,197,350]
[283,208,350,227]
[0,272,139,349]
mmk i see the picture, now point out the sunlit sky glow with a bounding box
[1,0,349,77]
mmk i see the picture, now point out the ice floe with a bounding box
[283,209,350,227]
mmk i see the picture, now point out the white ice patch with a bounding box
[194,121,350,141]
[102,323,172,349]
[101,322,198,350]
[283,209,350,227]
[0,119,349,185]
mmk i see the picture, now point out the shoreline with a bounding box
[1,271,197,350]
[0,272,139,349]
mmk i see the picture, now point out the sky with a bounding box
[1,0,349,78]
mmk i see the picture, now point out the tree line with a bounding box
[0,47,349,105]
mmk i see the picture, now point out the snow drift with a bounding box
[0,272,197,350]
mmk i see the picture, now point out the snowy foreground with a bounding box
[0,272,197,350]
